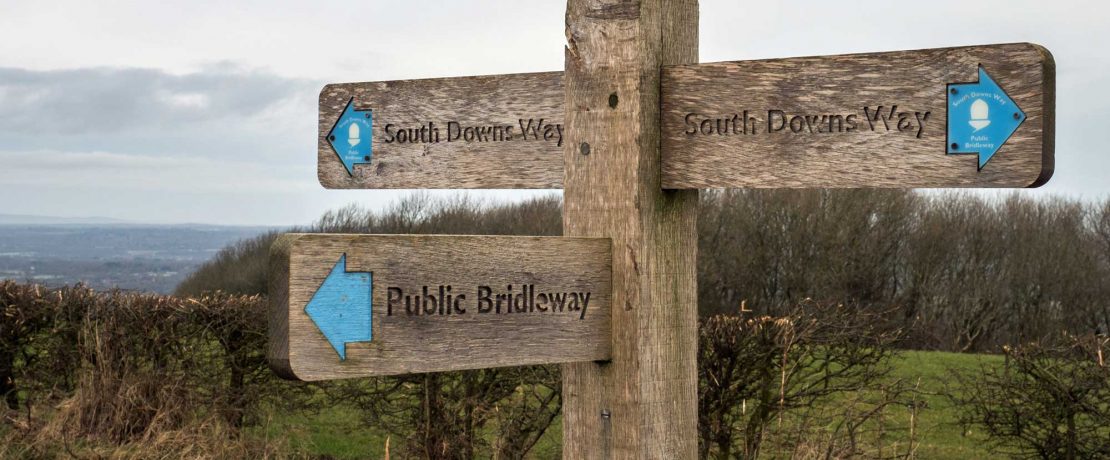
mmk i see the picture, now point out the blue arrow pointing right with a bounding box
[304,254,372,360]
[946,66,1026,170]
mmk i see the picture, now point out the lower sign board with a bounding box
[661,43,1055,188]
[268,233,612,381]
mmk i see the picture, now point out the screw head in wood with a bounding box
[580,142,591,156]
[608,93,618,108]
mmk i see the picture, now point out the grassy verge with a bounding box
[248,405,389,458]
[883,350,1003,458]
[247,350,1005,459]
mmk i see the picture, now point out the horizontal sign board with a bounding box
[660,43,1055,188]
[319,72,564,189]
[319,43,1053,190]
[268,233,612,381]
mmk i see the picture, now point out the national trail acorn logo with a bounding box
[326,98,374,176]
[946,66,1026,170]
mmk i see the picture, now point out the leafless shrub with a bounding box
[0,282,293,452]
[326,362,561,459]
[41,291,269,443]
[949,334,1110,459]
[0,281,87,413]
[697,300,908,459]
[489,365,562,459]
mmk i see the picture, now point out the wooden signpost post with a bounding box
[273,0,1055,457]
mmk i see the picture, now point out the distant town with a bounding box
[0,217,273,293]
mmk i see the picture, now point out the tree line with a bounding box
[179,190,1110,353]
[698,190,1110,352]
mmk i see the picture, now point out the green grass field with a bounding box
[249,350,1004,459]
[885,351,1003,458]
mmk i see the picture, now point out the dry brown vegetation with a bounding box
[0,282,296,457]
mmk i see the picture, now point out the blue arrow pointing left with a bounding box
[304,254,372,360]
[326,98,373,176]
[947,66,1026,170]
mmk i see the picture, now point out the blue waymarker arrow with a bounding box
[947,66,1026,170]
[326,98,373,176]
[304,254,372,360]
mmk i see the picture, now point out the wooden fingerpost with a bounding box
[562,0,700,458]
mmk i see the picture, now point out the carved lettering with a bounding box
[387,287,402,316]
[682,105,930,140]
[369,118,558,147]
[386,284,591,319]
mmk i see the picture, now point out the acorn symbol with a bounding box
[348,123,361,147]
[969,99,991,132]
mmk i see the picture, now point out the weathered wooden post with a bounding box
[561,1,700,457]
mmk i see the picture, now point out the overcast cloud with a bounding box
[0,0,1106,225]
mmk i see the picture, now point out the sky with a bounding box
[0,0,1106,226]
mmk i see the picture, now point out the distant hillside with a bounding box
[0,224,277,293]
[0,213,134,225]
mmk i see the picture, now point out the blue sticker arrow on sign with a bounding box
[326,98,373,176]
[947,66,1026,170]
[304,254,372,360]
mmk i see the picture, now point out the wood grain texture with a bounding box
[268,233,611,381]
[267,235,295,380]
[319,72,564,189]
[562,0,700,458]
[661,43,1055,189]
